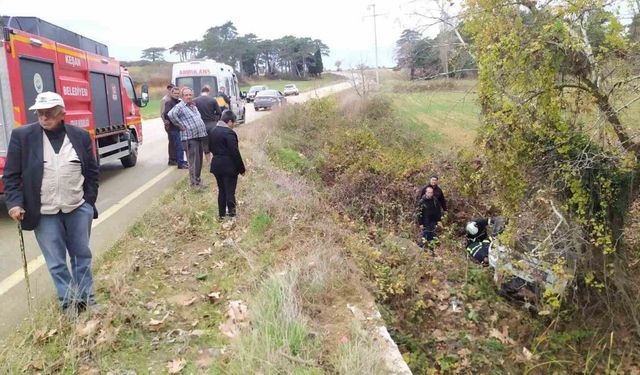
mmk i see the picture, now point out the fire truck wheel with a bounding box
[120,132,138,168]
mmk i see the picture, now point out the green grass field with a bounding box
[240,73,344,94]
[384,75,481,151]
[139,99,160,120]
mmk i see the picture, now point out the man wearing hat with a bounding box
[3,92,100,316]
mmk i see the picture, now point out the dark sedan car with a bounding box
[254,89,287,111]
[246,85,268,102]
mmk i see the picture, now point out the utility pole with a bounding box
[366,4,384,85]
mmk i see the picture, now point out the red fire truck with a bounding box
[0,17,149,194]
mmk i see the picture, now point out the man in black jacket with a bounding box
[194,85,222,162]
[416,186,442,251]
[418,175,447,215]
[3,92,100,315]
[162,86,187,169]
[207,110,245,219]
[160,84,177,165]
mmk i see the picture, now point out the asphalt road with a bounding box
[0,81,351,335]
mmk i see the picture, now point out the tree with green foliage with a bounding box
[200,21,239,65]
[465,0,640,327]
[141,47,166,62]
[395,29,440,79]
[171,21,329,79]
[170,40,200,62]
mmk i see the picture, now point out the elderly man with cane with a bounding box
[2,92,100,317]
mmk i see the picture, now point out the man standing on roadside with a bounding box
[194,85,222,163]
[162,86,187,169]
[168,87,208,188]
[160,84,177,166]
[208,110,245,219]
[3,92,100,316]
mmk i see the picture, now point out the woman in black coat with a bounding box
[207,110,245,218]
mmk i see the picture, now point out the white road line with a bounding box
[0,166,176,297]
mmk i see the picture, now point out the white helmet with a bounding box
[466,221,478,236]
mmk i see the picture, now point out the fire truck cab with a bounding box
[0,16,148,194]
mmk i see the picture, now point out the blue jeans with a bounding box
[169,129,185,166]
[422,222,437,242]
[34,202,95,309]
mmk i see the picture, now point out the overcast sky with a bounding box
[0,0,453,69]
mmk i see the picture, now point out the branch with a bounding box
[614,94,640,116]
[609,74,640,96]
[417,68,478,80]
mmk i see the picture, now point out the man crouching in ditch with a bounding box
[3,92,101,317]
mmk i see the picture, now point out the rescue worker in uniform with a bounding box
[217,86,231,111]
[465,218,494,264]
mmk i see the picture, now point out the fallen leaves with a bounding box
[197,248,213,256]
[219,300,249,338]
[489,327,516,345]
[148,312,170,332]
[181,296,198,306]
[167,358,187,374]
[33,328,58,344]
[76,319,100,337]
[207,291,223,303]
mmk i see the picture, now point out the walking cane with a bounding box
[17,221,33,313]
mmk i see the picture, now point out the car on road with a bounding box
[283,84,299,96]
[254,90,287,111]
[246,85,268,102]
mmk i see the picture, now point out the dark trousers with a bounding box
[214,174,238,217]
[183,138,205,186]
[166,130,177,163]
[421,221,438,249]
[169,129,185,166]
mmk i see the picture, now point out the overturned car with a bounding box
[465,207,578,314]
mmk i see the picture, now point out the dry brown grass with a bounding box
[0,83,393,374]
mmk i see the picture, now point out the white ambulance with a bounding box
[171,60,246,123]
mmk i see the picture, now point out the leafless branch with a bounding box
[416,68,478,80]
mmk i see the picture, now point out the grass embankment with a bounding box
[0,97,389,373]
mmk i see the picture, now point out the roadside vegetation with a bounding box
[0,95,388,374]
[263,82,639,372]
[2,74,638,373]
